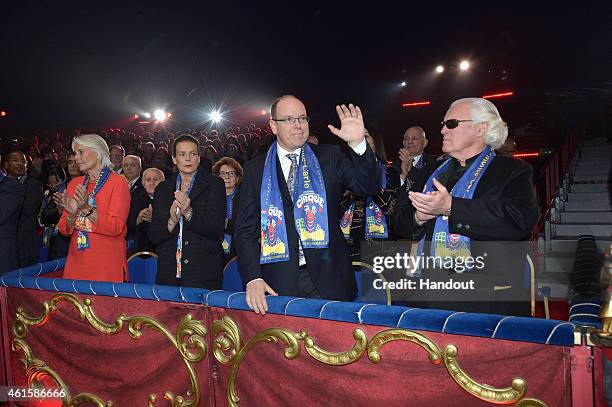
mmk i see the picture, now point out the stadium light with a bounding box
[143,112,151,119]
[435,65,444,73]
[154,109,166,122]
[459,60,470,71]
[210,110,223,123]
[400,81,407,87]
[133,114,139,119]
[261,109,267,115]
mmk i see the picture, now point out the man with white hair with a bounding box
[122,155,142,193]
[394,98,538,315]
[127,167,165,253]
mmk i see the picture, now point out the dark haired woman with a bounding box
[149,135,226,289]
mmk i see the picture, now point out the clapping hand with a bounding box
[327,104,365,148]
[408,179,452,216]
[399,148,414,179]
[174,191,191,214]
[138,204,153,224]
[53,185,89,215]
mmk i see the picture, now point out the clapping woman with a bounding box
[55,134,131,282]
[149,135,226,289]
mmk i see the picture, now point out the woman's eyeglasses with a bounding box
[220,170,237,178]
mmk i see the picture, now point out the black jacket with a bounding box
[234,143,380,301]
[127,188,155,253]
[0,175,25,274]
[18,176,43,267]
[149,172,226,289]
[393,154,538,315]
[392,153,439,194]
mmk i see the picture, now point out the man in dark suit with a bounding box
[393,98,537,316]
[392,126,439,239]
[127,167,165,253]
[393,127,438,194]
[122,155,143,194]
[234,95,380,314]
[0,157,25,275]
[3,151,43,267]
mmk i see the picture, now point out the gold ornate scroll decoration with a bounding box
[11,292,207,406]
[12,337,111,406]
[443,344,525,404]
[212,320,367,407]
[211,317,547,407]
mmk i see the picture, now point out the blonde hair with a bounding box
[71,134,112,169]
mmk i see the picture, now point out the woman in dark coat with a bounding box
[149,135,226,289]
[212,157,243,261]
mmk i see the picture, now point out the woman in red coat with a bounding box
[55,134,130,282]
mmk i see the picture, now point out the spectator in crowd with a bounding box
[109,144,125,174]
[40,165,70,260]
[149,135,226,289]
[152,146,173,177]
[39,146,58,184]
[198,145,213,174]
[234,96,380,314]
[65,151,82,181]
[212,157,243,259]
[226,144,245,166]
[394,126,438,194]
[393,98,538,315]
[122,154,142,193]
[0,155,25,275]
[3,150,44,267]
[27,144,43,178]
[55,134,130,282]
[340,126,399,259]
[127,167,165,253]
[142,141,155,168]
[203,146,218,163]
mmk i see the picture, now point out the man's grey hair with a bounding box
[451,98,508,149]
[71,134,112,169]
[142,167,165,179]
[123,155,142,169]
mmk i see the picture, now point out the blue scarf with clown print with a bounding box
[259,141,328,264]
[341,160,388,239]
[415,146,495,272]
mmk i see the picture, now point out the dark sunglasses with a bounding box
[441,119,474,129]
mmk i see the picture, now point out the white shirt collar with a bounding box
[127,176,139,188]
[276,144,301,163]
[413,154,423,165]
